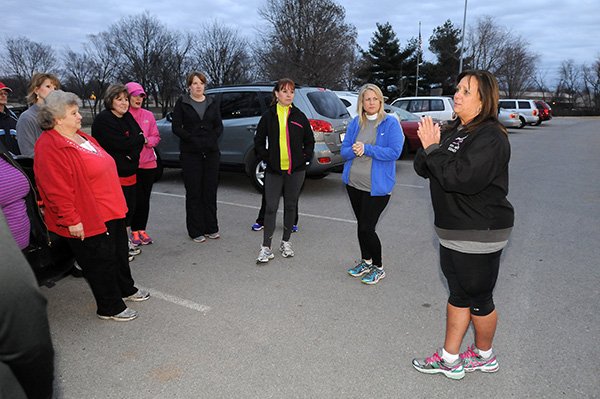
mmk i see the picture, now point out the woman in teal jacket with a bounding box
[341,83,404,285]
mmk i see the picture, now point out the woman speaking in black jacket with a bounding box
[253,78,314,264]
[172,72,223,242]
[411,70,514,380]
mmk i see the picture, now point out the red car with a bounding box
[534,100,552,125]
[384,104,423,157]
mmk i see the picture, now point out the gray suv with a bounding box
[156,84,350,191]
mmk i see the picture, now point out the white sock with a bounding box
[442,348,459,363]
[364,259,373,265]
[477,347,493,358]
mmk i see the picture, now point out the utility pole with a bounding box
[415,21,421,96]
[459,0,468,73]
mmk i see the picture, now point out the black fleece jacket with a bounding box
[414,120,514,231]
[172,94,223,153]
[254,104,315,174]
[91,110,145,177]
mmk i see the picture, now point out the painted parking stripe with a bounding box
[138,286,211,315]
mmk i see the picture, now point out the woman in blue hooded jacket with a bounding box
[342,84,404,285]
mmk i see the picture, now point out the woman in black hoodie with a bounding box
[253,78,314,264]
[172,72,223,242]
[411,70,514,380]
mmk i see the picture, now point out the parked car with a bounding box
[334,91,420,157]
[534,100,552,125]
[498,108,521,129]
[157,84,350,191]
[498,99,539,128]
[390,96,455,122]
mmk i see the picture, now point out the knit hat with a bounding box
[125,82,145,97]
[0,82,12,92]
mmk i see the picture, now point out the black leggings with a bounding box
[440,245,502,316]
[262,170,305,247]
[346,185,390,267]
[131,168,156,231]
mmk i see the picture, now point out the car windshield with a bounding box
[306,90,349,119]
[386,105,420,121]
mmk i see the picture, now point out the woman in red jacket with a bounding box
[34,90,149,322]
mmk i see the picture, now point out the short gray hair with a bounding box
[38,90,80,130]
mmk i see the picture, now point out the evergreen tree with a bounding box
[428,20,461,94]
[360,23,404,98]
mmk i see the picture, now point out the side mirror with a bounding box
[166,112,173,122]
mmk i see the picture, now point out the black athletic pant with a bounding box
[131,168,156,231]
[256,190,299,225]
[67,218,137,316]
[121,184,136,227]
[180,150,220,238]
[263,170,305,247]
[346,185,390,267]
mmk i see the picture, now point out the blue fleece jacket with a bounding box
[341,114,404,196]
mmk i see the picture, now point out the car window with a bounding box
[499,100,516,109]
[339,98,351,107]
[393,107,420,121]
[257,91,274,108]
[219,91,263,120]
[408,100,429,113]
[306,90,349,119]
[430,99,444,111]
[395,100,409,110]
[518,101,531,109]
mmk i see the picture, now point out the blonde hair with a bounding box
[26,73,61,105]
[357,84,386,128]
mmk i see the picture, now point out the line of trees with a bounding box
[2,2,599,115]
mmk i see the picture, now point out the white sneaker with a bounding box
[97,307,138,322]
[256,246,274,264]
[279,241,294,258]
[124,289,150,302]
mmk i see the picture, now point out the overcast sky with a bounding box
[4,0,598,87]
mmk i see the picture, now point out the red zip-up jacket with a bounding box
[34,129,126,238]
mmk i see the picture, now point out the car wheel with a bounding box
[248,156,266,193]
[518,116,526,129]
[306,173,328,180]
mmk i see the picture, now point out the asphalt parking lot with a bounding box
[43,117,599,398]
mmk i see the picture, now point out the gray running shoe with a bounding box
[193,236,207,243]
[205,232,220,239]
[279,241,294,258]
[257,246,274,264]
[412,348,465,380]
[124,289,150,302]
[97,307,138,322]
[460,345,499,373]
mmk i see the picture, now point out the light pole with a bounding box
[459,0,468,73]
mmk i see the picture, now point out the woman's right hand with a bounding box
[417,116,441,149]
[68,223,85,241]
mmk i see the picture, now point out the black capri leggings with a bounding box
[440,245,502,316]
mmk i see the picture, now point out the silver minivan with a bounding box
[390,96,455,122]
[498,99,539,128]
[156,84,350,191]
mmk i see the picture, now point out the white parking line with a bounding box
[152,191,358,224]
[139,286,211,315]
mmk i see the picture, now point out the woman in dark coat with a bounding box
[172,72,223,242]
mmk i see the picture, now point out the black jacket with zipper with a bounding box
[254,104,315,174]
[172,94,223,154]
[414,120,514,231]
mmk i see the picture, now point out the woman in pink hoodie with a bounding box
[125,82,161,245]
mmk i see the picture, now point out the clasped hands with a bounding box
[417,116,441,149]
[352,141,365,157]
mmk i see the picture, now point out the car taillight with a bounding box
[309,119,334,133]
[510,113,518,119]
[317,157,331,164]
[533,109,538,116]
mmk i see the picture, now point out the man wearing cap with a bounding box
[0,82,20,155]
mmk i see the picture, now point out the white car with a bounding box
[334,91,400,123]
[498,108,521,129]
[498,99,539,128]
[390,96,455,122]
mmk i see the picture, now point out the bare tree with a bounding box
[257,0,357,87]
[2,36,57,97]
[192,21,254,86]
[62,49,94,107]
[495,37,538,98]
[85,32,121,115]
[465,16,509,71]
[556,59,582,105]
[582,56,600,109]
